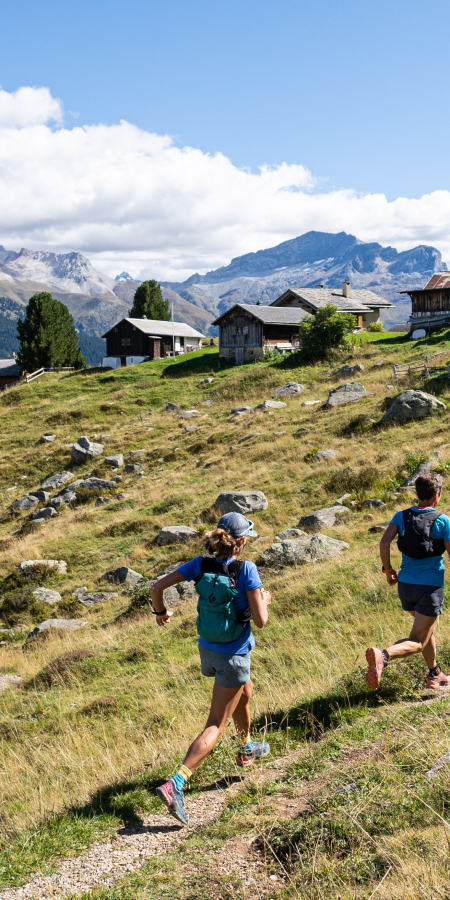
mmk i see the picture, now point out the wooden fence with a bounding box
[393,347,450,379]
[0,366,76,393]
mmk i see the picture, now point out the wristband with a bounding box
[152,606,167,616]
[382,566,393,574]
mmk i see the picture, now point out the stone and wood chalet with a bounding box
[213,281,393,364]
[400,273,450,336]
[0,357,26,388]
[102,317,205,368]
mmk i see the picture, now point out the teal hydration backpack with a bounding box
[195,557,250,643]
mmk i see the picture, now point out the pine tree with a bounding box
[129,280,170,320]
[17,293,86,371]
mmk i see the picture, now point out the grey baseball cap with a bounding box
[217,512,258,538]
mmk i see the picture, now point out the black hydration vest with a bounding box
[397,508,445,559]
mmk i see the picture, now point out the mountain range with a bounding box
[0,232,446,351]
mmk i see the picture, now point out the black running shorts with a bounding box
[398,582,444,618]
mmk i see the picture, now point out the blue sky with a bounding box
[1,0,450,279]
[2,0,449,199]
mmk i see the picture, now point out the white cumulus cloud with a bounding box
[0,85,450,281]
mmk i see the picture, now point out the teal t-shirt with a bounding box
[390,507,450,587]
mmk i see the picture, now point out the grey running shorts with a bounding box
[398,582,444,618]
[198,645,251,688]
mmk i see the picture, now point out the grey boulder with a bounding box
[156,525,198,545]
[128,450,145,459]
[231,405,252,415]
[381,390,445,423]
[41,434,56,443]
[105,454,124,467]
[259,533,349,566]
[331,364,364,378]
[76,477,116,490]
[74,588,118,607]
[326,382,367,408]
[275,528,307,540]
[299,505,350,531]
[254,400,287,410]
[181,410,199,418]
[28,491,50,504]
[166,402,179,411]
[95,497,112,507]
[102,566,143,585]
[19,559,67,576]
[272,382,304,398]
[364,499,386,509]
[26,619,88,641]
[31,507,59,520]
[71,436,104,465]
[404,460,432,487]
[313,448,339,462]
[215,490,269,515]
[124,464,144,474]
[32,588,61,605]
[184,425,200,433]
[373,359,388,367]
[42,471,74,490]
[12,495,39,512]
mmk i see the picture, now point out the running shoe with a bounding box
[236,740,270,767]
[155,778,188,825]
[426,668,450,690]
[365,647,386,690]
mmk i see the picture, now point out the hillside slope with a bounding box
[0,334,449,897]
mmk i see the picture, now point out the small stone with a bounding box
[326,382,367,408]
[373,359,388,367]
[32,588,61,605]
[199,377,214,385]
[231,405,252,415]
[102,566,143,585]
[272,382,304,398]
[76,477,116,490]
[47,496,67,510]
[25,619,88,642]
[215,491,268,515]
[111,475,122,483]
[181,410,199,418]
[12,495,39,512]
[71,437,104,465]
[156,525,198,545]
[238,433,261,444]
[31,507,58,520]
[302,400,322,406]
[403,461,432,487]
[184,426,200,433]
[19,559,67,576]
[273,431,286,435]
[124,464,144,474]
[253,400,287,410]
[42,471,74,490]
[135,398,145,406]
[330,364,364,378]
[369,524,387,533]
[202,400,214,407]
[105,454,124,467]
[275,528,307,540]
[127,449,145,459]
[313,448,339,462]
[100,434,111,439]
[41,434,56,443]
[166,402,179,411]
[426,751,450,779]
[28,491,50,504]
[116,493,129,500]
[77,591,118,607]
[336,493,352,505]
[299,505,350,531]
[95,497,112,507]
[364,499,386,509]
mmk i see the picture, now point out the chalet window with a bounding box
[231,327,236,335]
[121,338,131,346]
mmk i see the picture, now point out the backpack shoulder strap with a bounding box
[224,559,244,587]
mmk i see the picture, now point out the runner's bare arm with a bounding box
[380,523,399,585]
[150,571,186,625]
[445,541,450,558]
[246,588,271,628]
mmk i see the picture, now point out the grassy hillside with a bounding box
[1,330,450,898]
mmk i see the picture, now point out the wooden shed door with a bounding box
[235,347,245,365]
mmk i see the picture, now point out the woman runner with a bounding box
[152,511,272,825]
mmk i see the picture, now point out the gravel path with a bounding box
[0,788,232,900]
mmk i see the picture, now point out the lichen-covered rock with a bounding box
[364,499,386,509]
[32,588,61,604]
[215,491,268,515]
[105,454,124,467]
[330,364,364,378]
[403,460,432,486]
[127,450,145,459]
[326,382,367,408]
[76,477,116,490]
[381,390,445,423]
[313,448,339,462]
[30,507,58,520]
[299,505,350,531]
[25,619,88,642]
[272,382,304,398]
[181,410,199,418]
[12,495,39,512]
[124,464,144,474]
[28,491,50,504]
[19,559,67,576]
[254,400,287,410]
[275,528,307,540]
[42,471,74,490]
[156,525,197,545]
[259,533,349,566]
[71,437,104,465]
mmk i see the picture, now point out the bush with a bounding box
[367,322,384,332]
[299,305,356,363]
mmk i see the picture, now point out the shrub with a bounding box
[367,322,384,332]
[299,305,357,363]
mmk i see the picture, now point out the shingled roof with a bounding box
[212,304,312,327]
[271,287,393,312]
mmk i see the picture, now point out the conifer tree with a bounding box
[129,280,170,320]
[17,293,86,371]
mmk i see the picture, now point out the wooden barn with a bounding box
[212,304,308,364]
[101,317,205,368]
[0,357,25,388]
[401,273,450,336]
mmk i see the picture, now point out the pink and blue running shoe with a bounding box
[236,740,270,768]
[155,778,188,825]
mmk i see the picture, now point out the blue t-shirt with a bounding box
[176,556,263,654]
[390,507,450,586]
